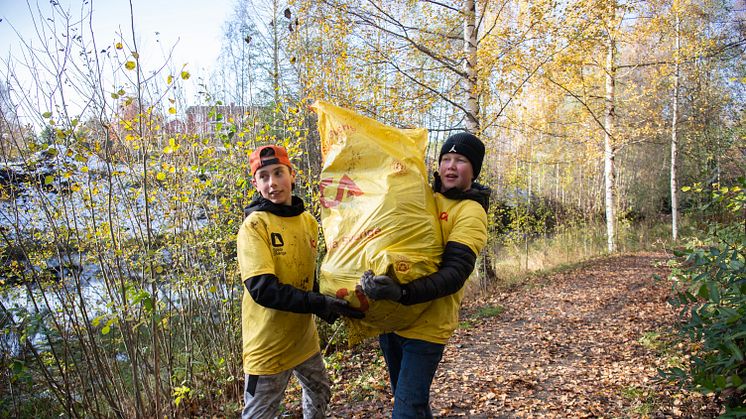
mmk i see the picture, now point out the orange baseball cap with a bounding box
[249,145,293,175]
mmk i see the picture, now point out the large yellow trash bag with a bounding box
[311,100,443,343]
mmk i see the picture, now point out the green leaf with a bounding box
[720,307,742,323]
[726,342,744,361]
[697,283,710,299]
[44,175,54,185]
[707,282,720,302]
[102,325,111,335]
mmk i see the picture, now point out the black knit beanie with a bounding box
[438,132,485,179]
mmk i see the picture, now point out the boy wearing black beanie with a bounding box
[362,132,491,418]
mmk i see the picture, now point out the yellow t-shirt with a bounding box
[396,193,488,344]
[237,210,320,375]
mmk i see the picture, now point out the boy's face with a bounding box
[439,153,474,192]
[252,163,295,206]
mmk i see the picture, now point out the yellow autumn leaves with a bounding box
[112,40,191,116]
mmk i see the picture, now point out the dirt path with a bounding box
[324,252,718,418]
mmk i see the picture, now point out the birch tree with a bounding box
[463,0,479,132]
[671,4,681,241]
[215,2,260,107]
[537,0,654,253]
[603,9,619,252]
[636,0,745,237]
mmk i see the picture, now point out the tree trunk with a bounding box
[604,33,617,253]
[463,0,479,133]
[272,0,281,107]
[671,9,681,242]
[462,0,498,282]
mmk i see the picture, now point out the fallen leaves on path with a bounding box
[428,252,718,418]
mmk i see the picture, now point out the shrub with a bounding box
[665,178,746,415]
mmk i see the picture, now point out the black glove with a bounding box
[360,270,402,301]
[316,295,364,324]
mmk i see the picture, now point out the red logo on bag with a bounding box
[336,287,369,312]
[319,175,364,208]
[439,211,448,221]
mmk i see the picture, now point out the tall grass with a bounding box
[472,216,696,293]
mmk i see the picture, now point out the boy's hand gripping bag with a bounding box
[311,101,443,343]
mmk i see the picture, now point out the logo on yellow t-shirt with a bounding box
[270,232,287,256]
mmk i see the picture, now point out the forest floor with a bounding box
[287,252,723,418]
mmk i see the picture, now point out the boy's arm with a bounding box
[245,274,364,322]
[398,241,476,305]
[361,241,476,305]
[245,274,324,312]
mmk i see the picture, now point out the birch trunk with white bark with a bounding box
[604,34,617,253]
[463,0,479,133]
[671,10,681,241]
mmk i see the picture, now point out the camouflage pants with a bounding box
[242,352,331,419]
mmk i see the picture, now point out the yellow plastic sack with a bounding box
[311,101,443,344]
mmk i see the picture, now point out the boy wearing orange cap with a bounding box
[237,145,363,419]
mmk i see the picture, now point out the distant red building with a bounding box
[185,104,250,137]
[164,119,186,135]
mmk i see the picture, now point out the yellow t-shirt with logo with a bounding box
[396,193,488,344]
[237,210,320,375]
